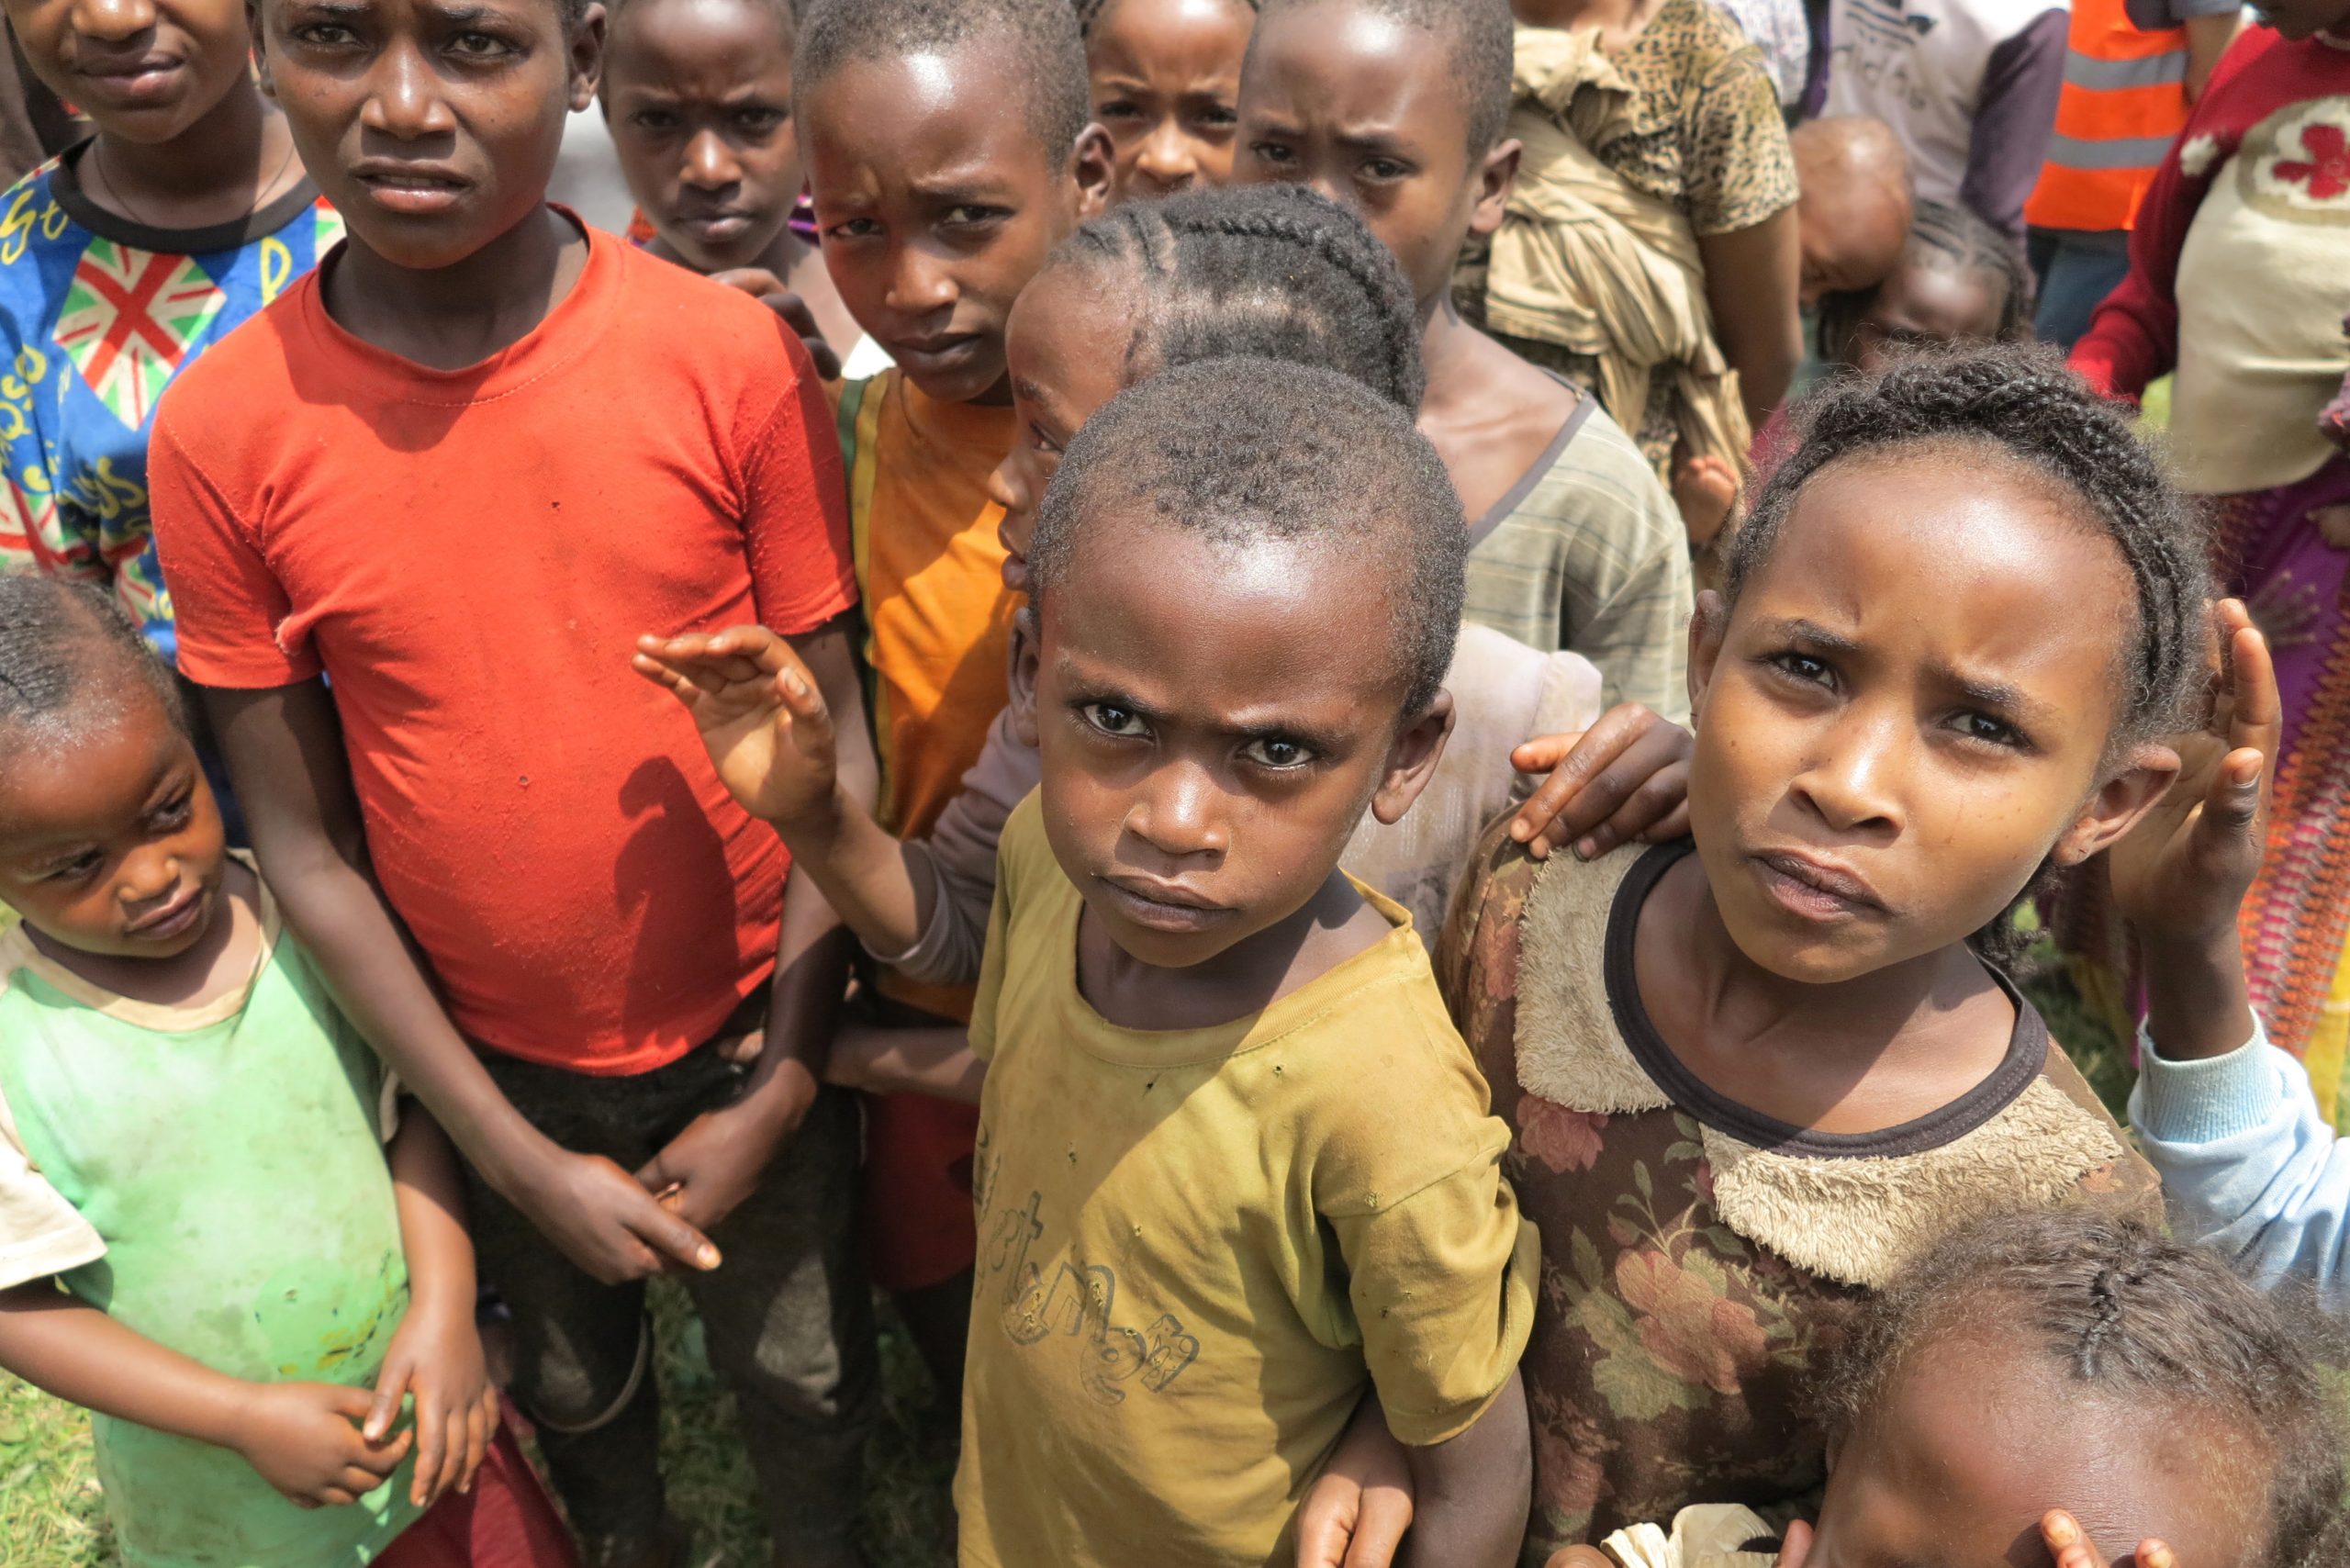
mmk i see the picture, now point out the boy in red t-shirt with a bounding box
[144,0,877,1562]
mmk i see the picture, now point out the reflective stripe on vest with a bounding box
[2023,0,2193,232]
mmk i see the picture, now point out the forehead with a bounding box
[1007,265,1137,427]
[1090,0,1257,81]
[0,694,185,846]
[1240,2,1469,149]
[608,0,790,81]
[802,37,1057,179]
[1870,258,2004,343]
[268,0,567,36]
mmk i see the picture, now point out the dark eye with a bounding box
[1240,735,1313,770]
[826,217,882,241]
[42,849,103,883]
[1026,422,1063,456]
[150,790,195,832]
[1767,652,1833,686]
[632,108,679,131]
[1248,140,1297,168]
[1081,702,1148,739]
[294,21,362,44]
[1954,711,2023,748]
[733,106,786,134]
[1360,157,1409,182]
[448,29,511,56]
[1191,104,1238,129]
[1096,98,1143,122]
[944,204,1007,229]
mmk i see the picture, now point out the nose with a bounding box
[1133,121,1196,193]
[681,129,740,192]
[361,42,458,140]
[882,241,957,319]
[1790,709,1905,837]
[1125,760,1226,863]
[68,0,156,45]
[117,846,180,910]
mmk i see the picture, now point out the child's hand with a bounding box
[229,1381,414,1508]
[632,626,842,829]
[2042,1507,2179,1568]
[2108,599,2278,947]
[634,1086,807,1238]
[706,267,845,382]
[1294,1395,1415,1568]
[365,1299,498,1508]
[1507,704,1694,862]
[516,1147,722,1284]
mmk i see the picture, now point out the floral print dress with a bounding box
[1437,832,2162,1560]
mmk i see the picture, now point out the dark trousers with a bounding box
[466,1046,877,1555]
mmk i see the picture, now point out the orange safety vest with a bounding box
[2023,0,2194,232]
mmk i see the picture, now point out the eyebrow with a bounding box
[1055,663,1360,753]
[1761,616,2057,723]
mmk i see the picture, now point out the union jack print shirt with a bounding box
[0,146,339,661]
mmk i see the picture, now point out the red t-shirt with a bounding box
[150,218,856,1075]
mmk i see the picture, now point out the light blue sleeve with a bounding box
[2129,1017,2349,1314]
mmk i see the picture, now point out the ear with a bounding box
[1069,123,1115,222]
[1467,136,1521,241]
[250,0,276,97]
[567,1,608,112]
[1686,588,1728,719]
[2048,741,2181,868]
[1367,689,1454,826]
[1009,605,1044,749]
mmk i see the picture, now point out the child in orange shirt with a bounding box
[791,0,1111,1389]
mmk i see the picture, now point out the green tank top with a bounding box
[0,885,423,1567]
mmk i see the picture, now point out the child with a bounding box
[1078,0,1259,202]
[145,0,878,1561]
[1234,0,1699,716]
[666,357,1540,1567]
[598,0,885,374]
[0,0,336,661]
[2072,7,2350,1124]
[1436,345,2191,1553]
[0,578,576,1568]
[1789,117,1914,310]
[1570,1209,2347,1568]
[1815,199,2034,373]
[789,0,1111,1389]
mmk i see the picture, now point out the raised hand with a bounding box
[1507,704,1694,862]
[229,1382,414,1508]
[633,625,842,829]
[365,1298,498,1507]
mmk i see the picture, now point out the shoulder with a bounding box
[996,789,1062,908]
[609,240,804,364]
[152,281,312,442]
[1505,401,1684,553]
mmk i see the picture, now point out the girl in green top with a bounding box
[0,577,568,1568]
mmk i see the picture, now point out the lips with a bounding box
[1751,850,1886,923]
[124,884,205,942]
[352,162,472,217]
[889,332,983,372]
[75,55,186,106]
[1098,873,1232,935]
[676,210,755,243]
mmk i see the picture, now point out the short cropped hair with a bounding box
[1028,357,1465,717]
[0,575,186,749]
[1254,0,1516,158]
[796,0,1091,167]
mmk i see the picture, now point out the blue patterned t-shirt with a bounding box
[0,144,341,662]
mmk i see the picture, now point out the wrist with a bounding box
[773,778,854,846]
[2136,929,2254,1062]
[736,1057,820,1132]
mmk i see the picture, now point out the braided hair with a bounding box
[1074,0,1259,34]
[1049,183,1425,410]
[1817,199,2034,364]
[0,575,186,751]
[1816,1209,2349,1568]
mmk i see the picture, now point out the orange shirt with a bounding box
[151,221,856,1075]
[836,370,1018,1020]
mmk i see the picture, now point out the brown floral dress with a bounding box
[1436,830,2163,1561]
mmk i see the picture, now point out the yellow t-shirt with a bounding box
[958,793,1539,1567]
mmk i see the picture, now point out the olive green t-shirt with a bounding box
[957,794,1539,1567]
[0,880,422,1567]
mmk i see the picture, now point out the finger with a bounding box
[2135,1540,2177,1568]
[2221,610,2282,761]
[1584,759,1691,858]
[461,1391,494,1495]
[1507,731,1581,778]
[1524,731,1670,855]
[1292,1480,1356,1568]
[627,653,699,696]
[410,1399,447,1506]
[1638,801,1692,845]
[330,1384,381,1425]
[341,1462,394,1498]
[307,1489,346,1509]
[1342,1484,1413,1568]
[364,1361,410,1443]
[632,1190,722,1271]
[800,335,844,382]
[2043,1509,2112,1568]
[2202,746,2266,838]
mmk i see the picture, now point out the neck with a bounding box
[92,81,291,225]
[328,204,581,367]
[1417,293,1492,417]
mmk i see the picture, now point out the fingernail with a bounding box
[1574,837,1597,861]
[699,1244,722,1269]
[2047,1516,2078,1548]
[2144,1545,2174,1568]
[1509,821,1530,840]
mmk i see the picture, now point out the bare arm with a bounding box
[823,1022,985,1103]
[1698,207,1803,428]
[202,678,717,1285]
[1395,1371,1531,1568]
[2182,10,2239,102]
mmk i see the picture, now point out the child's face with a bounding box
[1013,511,1446,969]
[601,0,797,273]
[1235,0,1510,314]
[0,696,227,961]
[1846,261,2004,375]
[1799,1335,2255,1568]
[986,262,1136,587]
[1684,452,2176,984]
[254,0,604,271]
[1087,0,1255,201]
[802,37,1111,406]
[8,0,253,142]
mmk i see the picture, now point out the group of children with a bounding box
[0,2,2343,1568]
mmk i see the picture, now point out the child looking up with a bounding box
[1438,346,2190,1552]
[0,578,576,1568]
[790,0,1111,1389]
[0,0,336,658]
[1235,0,1698,716]
[599,0,881,373]
[146,0,878,1560]
[1078,0,1259,201]
[1567,1210,2347,1568]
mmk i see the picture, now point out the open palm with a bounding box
[632,625,840,826]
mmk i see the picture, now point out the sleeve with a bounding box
[1332,1148,1539,1446]
[1554,421,1697,723]
[146,403,319,688]
[1685,42,1801,237]
[0,1087,105,1293]
[0,295,97,585]
[2129,1022,2349,1312]
[968,793,1045,1065]
[1960,9,2070,244]
[2069,30,2262,399]
[736,317,859,637]
[866,705,1039,989]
